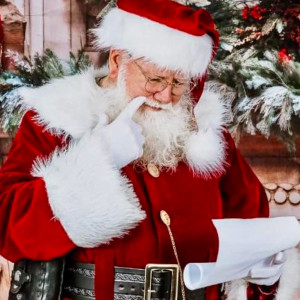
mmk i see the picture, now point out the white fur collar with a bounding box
[19,67,110,139]
[19,67,228,177]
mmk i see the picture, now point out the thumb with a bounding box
[119,96,146,120]
[274,251,287,265]
[249,264,282,279]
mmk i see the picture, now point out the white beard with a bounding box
[104,67,196,170]
[132,95,195,170]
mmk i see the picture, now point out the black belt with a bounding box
[63,261,205,300]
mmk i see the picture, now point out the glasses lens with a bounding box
[145,78,166,93]
[146,79,190,96]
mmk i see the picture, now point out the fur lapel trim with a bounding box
[19,69,228,176]
[19,67,109,139]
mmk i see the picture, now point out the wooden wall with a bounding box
[12,0,104,65]
[13,0,85,57]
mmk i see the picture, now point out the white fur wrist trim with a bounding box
[31,132,146,247]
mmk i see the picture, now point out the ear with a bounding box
[107,49,125,83]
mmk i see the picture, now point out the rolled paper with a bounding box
[184,217,300,290]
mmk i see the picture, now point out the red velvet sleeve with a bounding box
[0,111,76,262]
[219,131,269,219]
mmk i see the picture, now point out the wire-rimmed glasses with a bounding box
[133,60,191,96]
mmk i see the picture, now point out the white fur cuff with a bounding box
[31,132,146,248]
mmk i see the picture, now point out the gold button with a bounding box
[160,210,171,226]
[147,163,160,178]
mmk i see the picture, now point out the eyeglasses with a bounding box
[133,60,191,96]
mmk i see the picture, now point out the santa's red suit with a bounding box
[0,67,299,299]
[1,0,300,299]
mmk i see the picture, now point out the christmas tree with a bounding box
[206,0,300,151]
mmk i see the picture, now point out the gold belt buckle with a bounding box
[144,264,179,300]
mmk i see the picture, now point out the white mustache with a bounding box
[144,99,173,111]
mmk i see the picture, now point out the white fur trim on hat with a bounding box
[31,131,146,248]
[91,8,213,77]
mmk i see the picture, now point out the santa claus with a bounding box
[0,0,299,299]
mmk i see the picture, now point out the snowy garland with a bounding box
[207,49,300,151]
[205,0,300,151]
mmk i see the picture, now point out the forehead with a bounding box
[134,58,188,79]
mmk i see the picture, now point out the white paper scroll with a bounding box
[183,217,300,290]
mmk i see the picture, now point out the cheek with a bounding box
[124,70,151,99]
[125,80,145,99]
[172,96,182,106]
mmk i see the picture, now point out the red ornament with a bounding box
[249,5,263,20]
[243,5,268,21]
[278,48,292,63]
[242,7,249,20]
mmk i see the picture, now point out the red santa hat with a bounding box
[92,0,219,78]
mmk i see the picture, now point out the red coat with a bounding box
[0,69,294,300]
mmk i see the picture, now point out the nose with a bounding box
[153,84,173,104]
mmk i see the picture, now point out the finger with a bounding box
[119,96,146,120]
[128,129,144,156]
[128,120,143,134]
[136,145,144,159]
[138,148,143,158]
[129,141,143,161]
[249,264,282,279]
[128,122,145,147]
[135,132,145,147]
[274,251,287,265]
